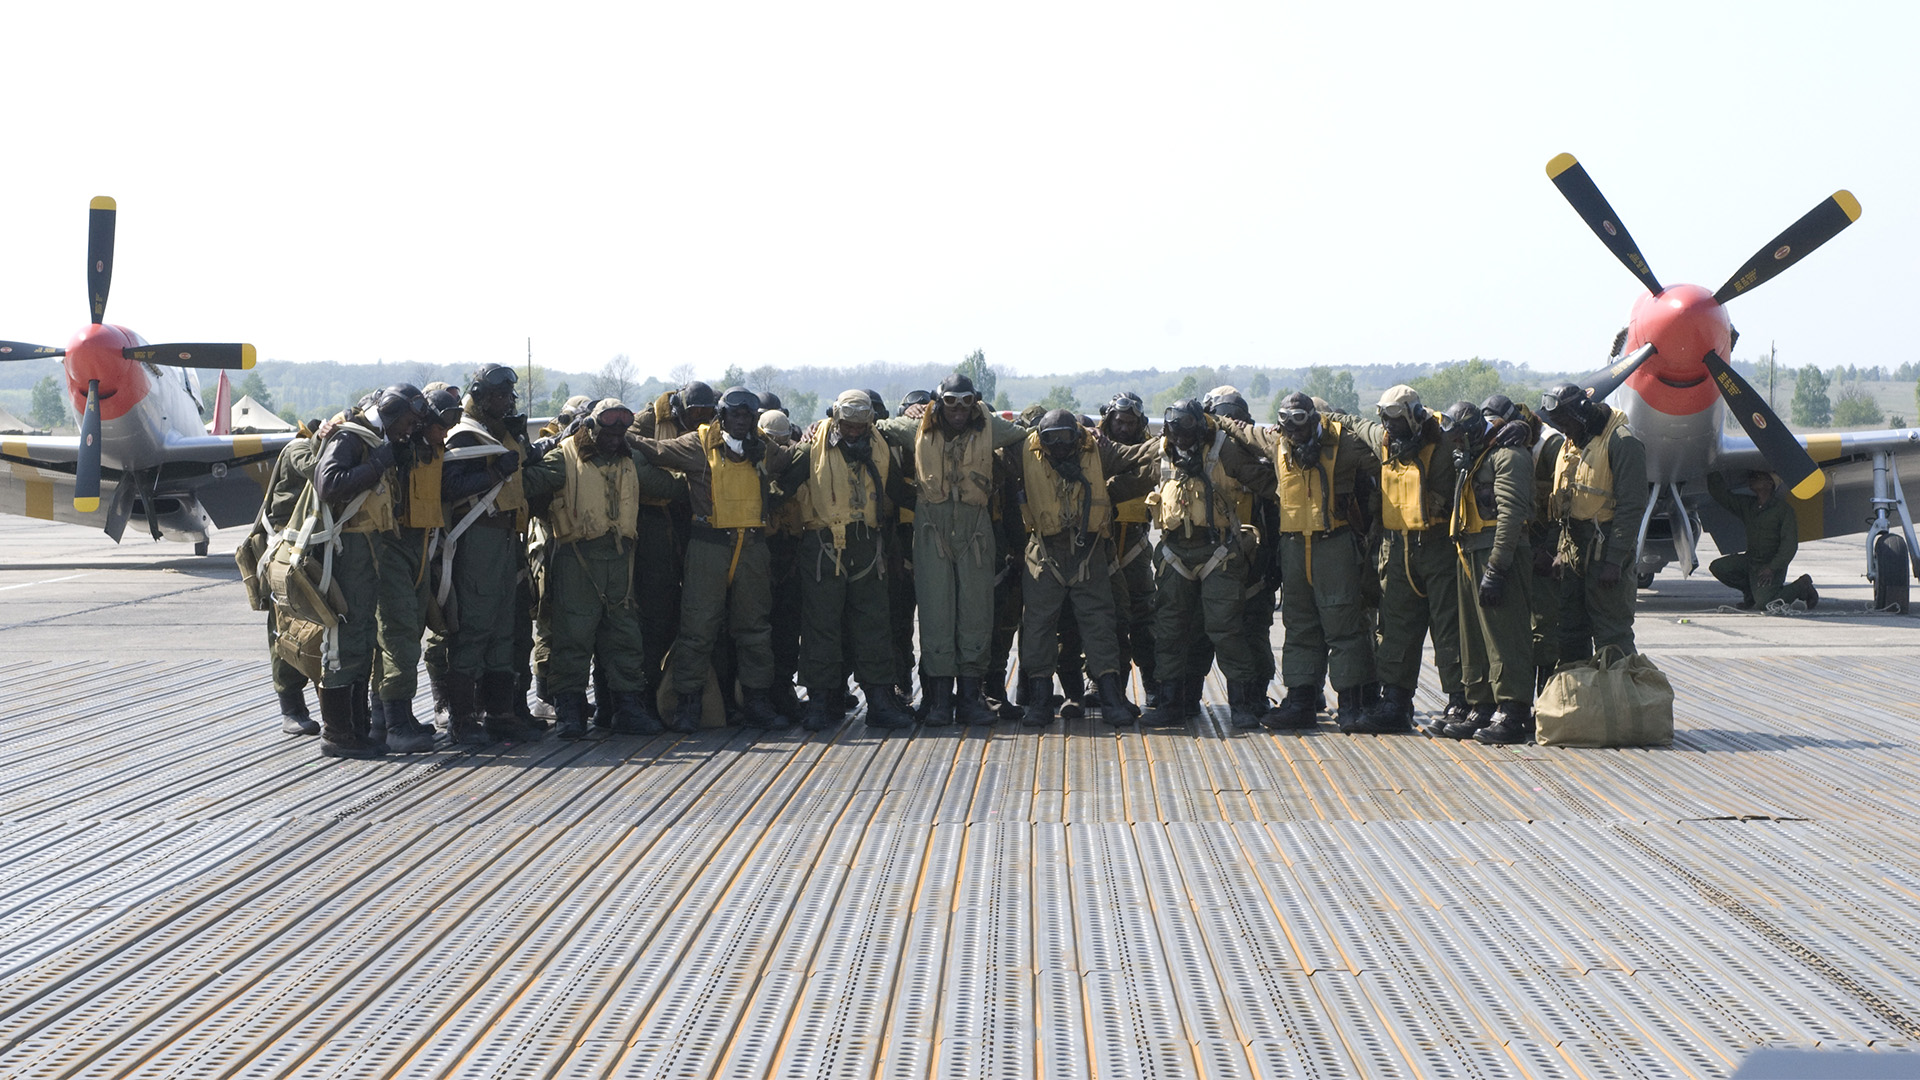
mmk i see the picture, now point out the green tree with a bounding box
[547,380,572,415]
[1407,358,1529,416]
[592,354,638,402]
[1040,385,1080,413]
[1831,385,1884,427]
[955,349,996,404]
[237,371,275,412]
[1151,374,1201,413]
[1247,371,1271,398]
[721,364,747,390]
[993,389,1011,412]
[277,406,301,427]
[1301,366,1360,413]
[783,388,820,424]
[1791,366,1832,427]
[747,364,781,391]
[29,375,65,428]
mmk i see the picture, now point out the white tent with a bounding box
[0,405,46,435]
[227,394,295,433]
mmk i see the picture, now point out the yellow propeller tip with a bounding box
[1546,153,1579,178]
[1790,472,1827,501]
[1834,190,1861,223]
[74,497,100,512]
[240,344,258,369]
[89,196,116,211]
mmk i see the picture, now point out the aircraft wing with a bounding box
[1705,426,1920,550]
[1,430,297,533]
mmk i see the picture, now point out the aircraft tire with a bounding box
[1873,533,1909,615]
[1636,572,1655,590]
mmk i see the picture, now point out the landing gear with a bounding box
[1866,449,1920,615]
[1637,572,1655,590]
[194,539,209,556]
[1875,533,1909,614]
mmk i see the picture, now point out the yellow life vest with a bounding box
[801,423,891,534]
[1276,417,1345,534]
[1019,431,1110,537]
[403,453,444,529]
[701,422,765,528]
[449,414,529,525]
[548,435,640,544]
[914,403,996,507]
[1379,440,1439,532]
[1114,495,1150,525]
[1148,426,1244,537]
[1453,444,1497,538]
[1552,410,1629,523]
[333,421,397,534]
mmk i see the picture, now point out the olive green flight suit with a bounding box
[1338,413,1463,698]
[1551,418,1648,660]
[1530,432,1564,675]
[1223,418,1381,693]
[443,418,562,681]
[1151,433,1275,687]
[1456,441,1535,705]
[1706,472,1813,607]
[878,411,1031,678]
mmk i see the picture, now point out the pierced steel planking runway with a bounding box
[4,657,1920,1078]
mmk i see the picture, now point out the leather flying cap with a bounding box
[832,388,875,425]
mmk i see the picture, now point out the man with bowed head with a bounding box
[877,374,1033,725]
[632,386,807,731]
[1538,383,1647,661]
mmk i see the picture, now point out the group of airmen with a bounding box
[259,361,1657,760]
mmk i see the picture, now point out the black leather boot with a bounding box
[667,691,704,734]
[1141,679,1184,725]
[1143,679,1164,711]
[444,674,491,745]
[1181,675,1205,722]
[1473,702,1535,745]
[802,691,842,732]
[770,679,806,724]
[1354,684,1416,734]
[1095,671,1139,723]
[278,688,318,736]
[319,686,380,759]
[554,692,590,740]
[515,673,548,732]
[1264,684,1319,730]
[862,683,913,729]
[955,677,995,725]
[1023,676,1055,726]
[1442,702,1497,740]
[482,671,541,742]
[742,686,786,726]
[428,668,451,725]
[921,676,955,726]
[612,691,664,735]
[383,696,436,753]
[1333,686,1368,732]
[357,682,388,754]
[1228,681,1264,730]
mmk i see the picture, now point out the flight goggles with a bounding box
[1377,402,1410,420]
[1539,391,1573,414]
[939,391,978,407]
[1038,426,1080,448]
[473,366,518,389]
[1105,394,1145,416]
[1275,406,1314,427]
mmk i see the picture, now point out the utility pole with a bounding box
[1767,341,1777,410]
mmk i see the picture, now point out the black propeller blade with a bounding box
[75,379,102,512]
[1713,191,1862,304]
[1546,153,1663,295]
[0,341,64,359]
[1702,350,1826,500]
[123,343,257,370]
[1574,342,1658,403]
[87,196,115,324]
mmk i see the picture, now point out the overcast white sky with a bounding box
[2,1,1912,382]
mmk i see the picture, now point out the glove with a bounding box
[1597,560,1622,586]
[1754,567,1776,589]
[530,436,558,457]
[1478,562,1507,608]
[493,449,521,478]
[366,440,398,471]
[743,435,766,464]
[505,413,530,442]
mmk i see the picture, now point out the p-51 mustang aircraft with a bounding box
[1546,154,1920,611]
[0,197,292,553]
